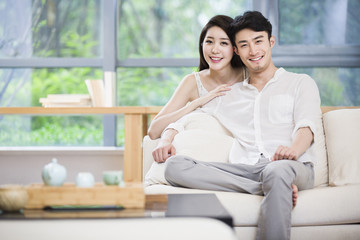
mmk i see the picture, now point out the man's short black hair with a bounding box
[230,11,272,43]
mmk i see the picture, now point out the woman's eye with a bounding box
[221,42,229,46]
[205,40,213,44]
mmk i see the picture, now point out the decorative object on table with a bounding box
[39,94,92,108]
[0,185,28,212]
[85,79,106,107]
[103,71,116,107]
[103,170,124,186]
[42,158,67,186]
[76,172,95,188]
[25,183,145,209]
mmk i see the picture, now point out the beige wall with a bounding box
[0,148,124,185]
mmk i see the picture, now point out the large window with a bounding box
[1,0,359,147]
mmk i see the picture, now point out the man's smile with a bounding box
[249,56,263,62]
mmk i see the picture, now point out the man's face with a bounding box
[234,28,275,73]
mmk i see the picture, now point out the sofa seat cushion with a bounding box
[145,184,360,227]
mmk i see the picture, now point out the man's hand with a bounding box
[272,127,314,161]
[152,140,176,163]
[272,145,299,161]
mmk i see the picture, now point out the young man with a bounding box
[161,11,322,240]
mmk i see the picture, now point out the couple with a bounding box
[148,11,321,240]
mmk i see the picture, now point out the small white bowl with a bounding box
[0,185,28,212]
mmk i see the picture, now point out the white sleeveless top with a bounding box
[192,72,222,115]
[194,72,208,97]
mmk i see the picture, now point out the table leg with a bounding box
[124,114,148,182]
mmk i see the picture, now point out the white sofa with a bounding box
[142,108,360,240]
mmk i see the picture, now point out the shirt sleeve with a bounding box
[160,114,189,137]
[292,74,322,142]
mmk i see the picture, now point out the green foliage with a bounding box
[118,67,195,106]
[0,116,103,146]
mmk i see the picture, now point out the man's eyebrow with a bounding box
[237,40,247,44]
[237,35,265,44]
[254,35,265,40]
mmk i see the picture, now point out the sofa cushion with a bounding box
[173,129,234,163]
[323,109,360,186]
[308,114,328,187]
[144,113,233,186]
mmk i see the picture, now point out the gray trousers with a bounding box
[164,155,314,240]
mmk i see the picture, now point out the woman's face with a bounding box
[202,26,234,71]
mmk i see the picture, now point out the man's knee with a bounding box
[261,161,294,186]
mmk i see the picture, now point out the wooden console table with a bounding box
[0,106,162,183]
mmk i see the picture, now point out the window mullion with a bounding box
[102,0,117,146]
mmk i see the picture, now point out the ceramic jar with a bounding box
[41,158,67,186]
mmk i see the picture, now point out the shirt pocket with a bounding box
[268,94,294,124]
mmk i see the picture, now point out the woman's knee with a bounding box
[164,155,194,181]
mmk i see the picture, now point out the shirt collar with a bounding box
[243,67,286,88]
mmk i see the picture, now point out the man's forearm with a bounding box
[291,127,314,158]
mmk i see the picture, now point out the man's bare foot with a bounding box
[292,184,298,207]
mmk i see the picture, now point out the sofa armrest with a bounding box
[143,136,160,179]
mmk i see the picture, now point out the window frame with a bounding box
[0,0,359,146]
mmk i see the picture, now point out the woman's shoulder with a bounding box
[178,72,198,88]
[174,72,198,98]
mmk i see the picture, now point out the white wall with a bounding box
[0,147,124,185]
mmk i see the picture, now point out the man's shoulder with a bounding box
[281,68,310,78]
[280,69,315,84]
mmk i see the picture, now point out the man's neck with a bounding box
[248,65,278,91]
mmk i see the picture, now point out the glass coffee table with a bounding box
[0,193,233,227]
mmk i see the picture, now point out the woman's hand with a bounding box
[152,139,176,163]
[193,84,232,107]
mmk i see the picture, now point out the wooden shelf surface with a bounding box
[1,106,358,115]
[0,106,163,115]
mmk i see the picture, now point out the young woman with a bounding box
[147,15,246,140]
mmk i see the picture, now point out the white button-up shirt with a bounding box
[206,68,322,165]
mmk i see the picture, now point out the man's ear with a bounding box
[234,46,240,56]
[270,36,275,48]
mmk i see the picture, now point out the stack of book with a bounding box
[39,94,92,108]
[39,78,114,108]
